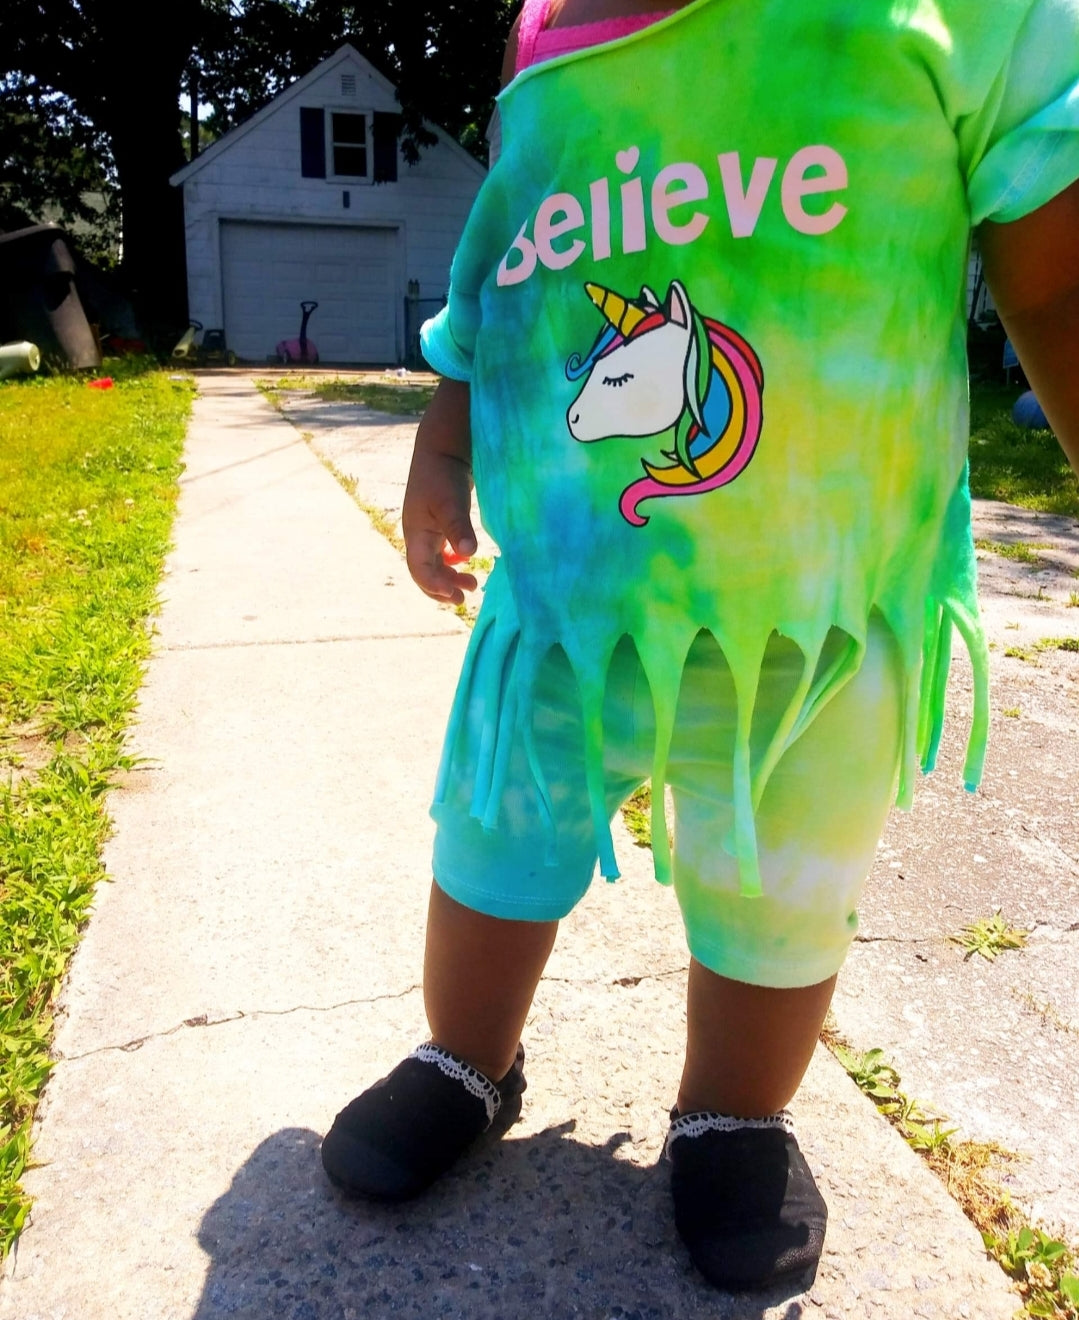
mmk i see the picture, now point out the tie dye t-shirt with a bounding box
[422,0,1079,894]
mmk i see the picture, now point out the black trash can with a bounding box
[0,224,102,371]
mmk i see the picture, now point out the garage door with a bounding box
[221,222,398,364]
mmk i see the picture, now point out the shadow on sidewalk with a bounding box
[192,1124,811,1320]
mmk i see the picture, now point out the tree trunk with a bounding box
[108,110,189,329]
[190,64,200,162]
[93,0,196,332]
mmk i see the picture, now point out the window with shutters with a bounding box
[328,111,369,180]
[300,108,399,184]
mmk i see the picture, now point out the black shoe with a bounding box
[321,1042,526,1201]
[667,1109,827,1292]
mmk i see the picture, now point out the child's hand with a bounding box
[403,379,479,605]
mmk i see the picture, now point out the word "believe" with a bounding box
[497,144,848,287]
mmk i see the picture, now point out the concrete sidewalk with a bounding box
[0,376,1017,1319]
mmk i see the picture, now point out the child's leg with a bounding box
[664,615,903,1290]
[320,881,559,1204]
[677,963,836,1117]
[423,582,647,1078]
[322,577,635,1202]
[424,881,558,1082]
[671,612,904,1100]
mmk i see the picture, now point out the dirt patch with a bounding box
[0,723,76,789]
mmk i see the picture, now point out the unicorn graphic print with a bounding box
[565,280,764,526]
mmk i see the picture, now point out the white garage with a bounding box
[220,221,398,363]
[171,45,486,365]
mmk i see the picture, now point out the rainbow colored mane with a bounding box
[564,280,765,526]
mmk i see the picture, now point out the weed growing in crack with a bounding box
[1014,989,1079,1035]
[258,376,436,414]
[949,911,1030,961]
[819,1022,1079,1318]
[293,435,484,626]
[827,1043,900,1098]
[356,500,405,555]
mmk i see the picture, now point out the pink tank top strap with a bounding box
[515,0,555,74]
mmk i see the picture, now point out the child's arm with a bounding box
[402,378,478,604]
[979,177,1079,468]
[402,11,525,604]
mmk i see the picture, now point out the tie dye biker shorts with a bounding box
[430,566,904,990]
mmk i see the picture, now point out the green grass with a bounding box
[260,376,436,415]
[621,783,653,848]
[314,381,436,413]
[968,382,1079,516]
[0,361,191,1255]
[973,538,1049,565]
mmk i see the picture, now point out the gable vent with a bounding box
[340,73,357,98]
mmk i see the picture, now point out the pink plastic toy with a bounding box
[276,301,319,364]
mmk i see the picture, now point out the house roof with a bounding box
[170,44,486,186]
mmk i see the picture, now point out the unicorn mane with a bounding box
[564,278,764,525]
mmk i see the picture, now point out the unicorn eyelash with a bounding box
[602,372,635,387]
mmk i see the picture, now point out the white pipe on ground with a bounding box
[0,341,42,380]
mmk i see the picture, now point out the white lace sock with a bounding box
[664,1108,796,1160]
[409,1043,502,1128]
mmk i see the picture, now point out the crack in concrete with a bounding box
[853,934,935,944]
[541,968,688,988]
[854,923,1079,947]
[58,967,692,1064]
[59,984,424,1061]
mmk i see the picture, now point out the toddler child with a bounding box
[322,0,1079,1293]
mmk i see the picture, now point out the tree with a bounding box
[189,1,515,161]
[3,0,199,326]
[0,76,120,266]
[2,1,515,329]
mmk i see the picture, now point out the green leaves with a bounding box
[831,1044,901,1098]
[827,1034,1079,1319]
[949,911,1030,962]
[982,1224,1079,1318]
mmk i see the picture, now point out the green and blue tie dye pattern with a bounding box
[422,0,1079,897]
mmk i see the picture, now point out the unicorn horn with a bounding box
[585,282,646,337]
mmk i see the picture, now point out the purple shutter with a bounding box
[372,112,402,183]
[300,107,326,178]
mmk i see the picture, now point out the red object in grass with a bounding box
[87,377,114,390]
